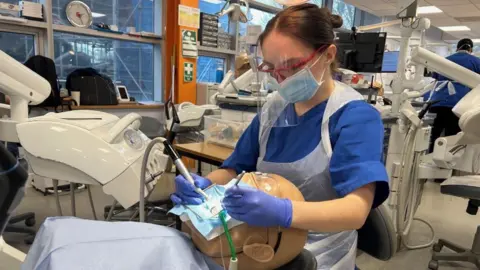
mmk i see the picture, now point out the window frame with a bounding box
[196,54,227,83]
[0,0,164,102]
[198,0,280,73]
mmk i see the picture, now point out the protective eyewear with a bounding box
[257,45,329,81]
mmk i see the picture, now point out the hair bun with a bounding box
[330,14,343,29]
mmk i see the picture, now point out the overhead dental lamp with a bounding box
[217,0,249,23]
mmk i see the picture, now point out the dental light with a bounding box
[217,0,249,23]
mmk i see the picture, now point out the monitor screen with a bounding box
[118,86,128,99]
[382,51,399,73]
[336,32,387,73]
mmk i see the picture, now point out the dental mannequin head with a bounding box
[182,172,308,270]
[258,4,342,107]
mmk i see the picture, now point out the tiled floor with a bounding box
[3,180,479,269]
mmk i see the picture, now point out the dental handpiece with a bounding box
[163,141,209,201]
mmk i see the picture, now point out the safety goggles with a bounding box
[257,45,329,81]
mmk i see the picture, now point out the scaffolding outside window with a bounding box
[308,0,324,6]
[254,0,283,8]
[52,0,155,33]
[0,32,35,63]
[2,0,38,3]
[54,32,154,102]
[238,8,275,37]
[197,56,225,83]
[333,0,356,30]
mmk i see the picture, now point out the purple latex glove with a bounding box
[222,186,293,228]
[170,174,212,205]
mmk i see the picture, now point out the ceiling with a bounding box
[344,0,480,41]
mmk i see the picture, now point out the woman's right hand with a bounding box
[170,174,212,205]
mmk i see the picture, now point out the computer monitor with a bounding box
[336,32,387,73]
[381,51,399,73]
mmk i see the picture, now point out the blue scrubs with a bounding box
[428,51,480,108]
[221,100,389,208]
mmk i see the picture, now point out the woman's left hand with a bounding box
[222,186,293,228]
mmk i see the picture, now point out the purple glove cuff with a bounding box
[281,198,293,228]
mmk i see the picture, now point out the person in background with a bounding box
[427,38,480,154]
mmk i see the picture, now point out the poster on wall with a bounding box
[184,62,194,82]
[182,30,198,58]
[178,5,200,29]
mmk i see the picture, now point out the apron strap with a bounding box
[321,82,364,159]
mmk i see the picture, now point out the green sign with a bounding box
[182,30,197,43]
[182,30,198,58]
[184,62,194,82]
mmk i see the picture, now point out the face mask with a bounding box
[277,54,327,104]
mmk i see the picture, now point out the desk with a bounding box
[174,142,233,174]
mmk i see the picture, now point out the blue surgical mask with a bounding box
[277,55,326,103]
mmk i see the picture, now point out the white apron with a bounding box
[256,82,363,269]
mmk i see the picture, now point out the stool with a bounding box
[428,176,480,269]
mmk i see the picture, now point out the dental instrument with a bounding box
[234,171,246,186]
[162,140,209,201]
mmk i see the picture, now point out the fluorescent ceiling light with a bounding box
[92,12,106,18]
[417,6,442,14]
[438,26,471,32]
[472,39,480,43]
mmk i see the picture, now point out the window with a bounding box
[199,0,229,32]
[333,0,355,30]
[239,9,275,36]
[0,0,161,102]
[54,32,154,101]
[2,0,38,3]
[362,11,381,26]
[0,32,35,63]
[52,0,155,32]
[197,56,225,83]
[308,0,324,6]
[254,0,283,8]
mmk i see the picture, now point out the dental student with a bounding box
[172,4,390,269]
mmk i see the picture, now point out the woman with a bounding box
[172,4,389,269]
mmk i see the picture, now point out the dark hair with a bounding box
[457,38,473,52]
[258,3,343,70]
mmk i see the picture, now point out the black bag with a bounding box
[66,68,118,106]
[24,56,61,108]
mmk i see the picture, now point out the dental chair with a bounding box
[428,176,480,270]
[4,159,36,245]
[2,142,36,245]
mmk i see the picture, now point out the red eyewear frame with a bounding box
[258,44,330,81]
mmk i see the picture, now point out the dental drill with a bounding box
[162,140,209,201]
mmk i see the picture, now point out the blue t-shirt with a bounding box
[428,52,480,108]
[221,100,389,209]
